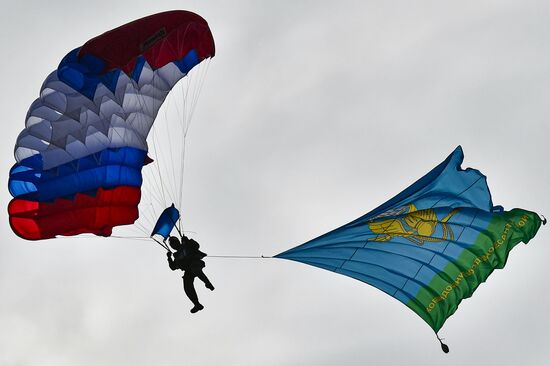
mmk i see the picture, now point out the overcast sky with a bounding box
[1,1,549,365]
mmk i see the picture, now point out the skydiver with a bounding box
[166,235,214,313]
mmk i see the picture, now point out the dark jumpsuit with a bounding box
[167,236,214,310]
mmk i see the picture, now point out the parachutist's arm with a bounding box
[167,253,178,271]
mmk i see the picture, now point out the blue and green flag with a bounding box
[276,146,542,332]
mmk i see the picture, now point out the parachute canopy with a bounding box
[276,146,542,332]
[8,11,215,240]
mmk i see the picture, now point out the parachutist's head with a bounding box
[168,236,182,250]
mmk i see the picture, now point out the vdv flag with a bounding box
[276,146,542,332]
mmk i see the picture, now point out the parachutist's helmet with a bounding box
[168,236,182,250]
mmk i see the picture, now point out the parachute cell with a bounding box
[276,146,542,332]
[8,11,215,240]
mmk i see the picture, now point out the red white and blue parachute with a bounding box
[8,11,215,240]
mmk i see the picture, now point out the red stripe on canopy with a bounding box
[79,10,215,74]
[9,186,141,240]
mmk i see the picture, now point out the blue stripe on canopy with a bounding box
[58,48,201,100]
[9,147,147,201]
[173,49,200,74]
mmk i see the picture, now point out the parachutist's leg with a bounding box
[196,269,214,291]
[183,272,203,313]
[183,272,199,305]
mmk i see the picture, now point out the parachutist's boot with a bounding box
[206,282,214,291]
[190,303,204,313]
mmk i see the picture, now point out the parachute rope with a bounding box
[177,58,211,211]
[150,118,169,204]
[163,81,178,203]
[121,57,211,240]
[207,255,273,259]
[128,77,167,224]
[56,234,272,259]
